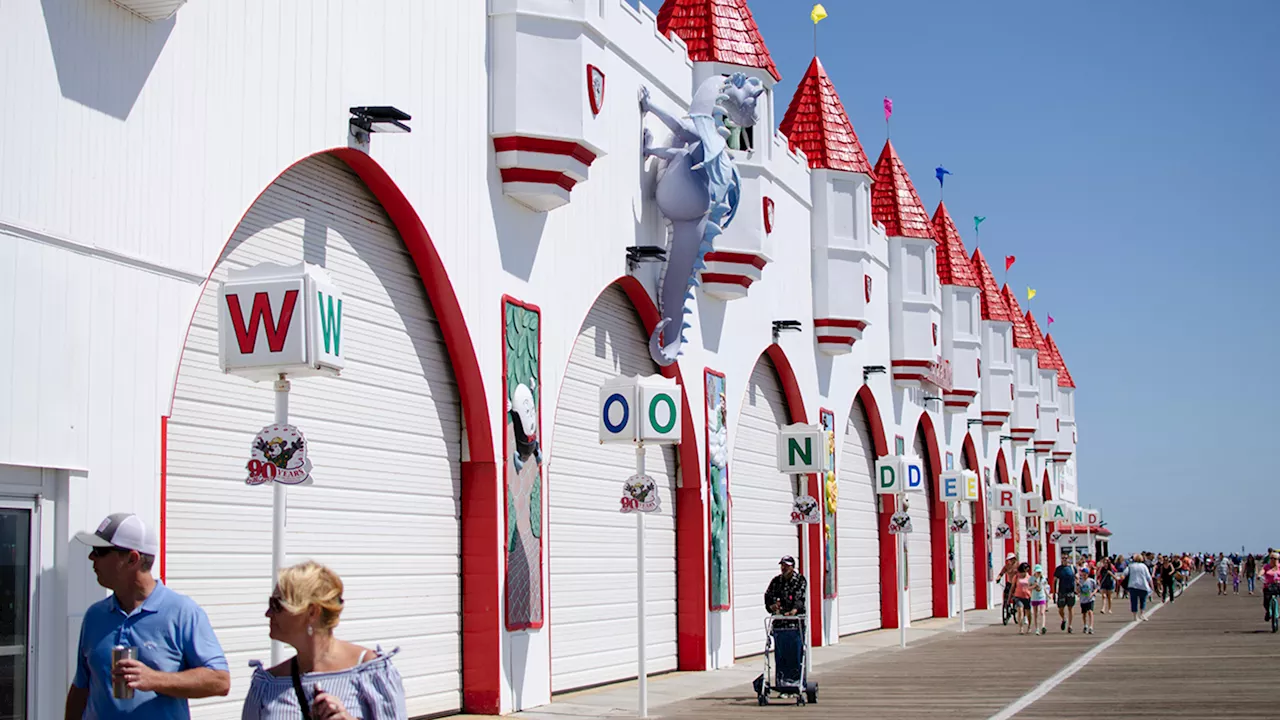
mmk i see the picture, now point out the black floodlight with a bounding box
[967,419,984,427]
[863,365,887,380]
[922,395,942,406]
[349,106,412,134]
[626,246,667,264]
[772,320,803,333]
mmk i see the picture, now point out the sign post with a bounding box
[941,469,978,632]
[599,374,681,719]
[876,456,908,648]
[218,262,343,665]
[777,423,824,676]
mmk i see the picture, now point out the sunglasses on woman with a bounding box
[267,596,286,614]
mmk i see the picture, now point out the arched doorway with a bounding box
[1021,461,1036,565]
[836,390,884,634]
[164,152,481,717]
[908,415,948,620]
[996,448,1014,562]
[547,283,681,691]
[961,435,986,610]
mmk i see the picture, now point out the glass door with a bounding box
[0,508,31,720]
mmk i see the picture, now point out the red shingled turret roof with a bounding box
[778,57,872,175]
[1045,335,1076,388]
[971,249,1013,322]
[657,0,781,81]
[1001,285,1037,349]
[931,203,979,288]
[1024,313,1055,370]
[871,140,934,240]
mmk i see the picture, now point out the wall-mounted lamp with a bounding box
[772,320,803,343]
[967,419,984,428]
[863,365,887,381]
[1000,435,1014,444]
[625,245,667,273]
[922,396,942,406]
[349,106,412,134]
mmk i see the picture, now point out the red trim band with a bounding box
[700,273,753,288]
[891,359,932,368]
[493,136,599,165]
[499,167,577,191]
[704,251,767,269]
[816,335,856,345]
[814,318,868,330]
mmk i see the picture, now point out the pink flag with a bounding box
[883,96,893,122]
[1047,315,1055,325]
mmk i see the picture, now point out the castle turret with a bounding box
[779,57,874,354]
[972,250,1014,427]
[1045,334,1077,461]
[1001,286,1040,442]
[932,203,981,410]
[658,0,783,300]
[1025,312,1059,456]
[873,141,941,387]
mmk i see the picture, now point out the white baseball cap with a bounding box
[75,513,160,556]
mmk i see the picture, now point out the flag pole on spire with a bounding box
[884,96,893,139]
[936,166,951,202]
[811,4,827,57]
[974,215,986,249]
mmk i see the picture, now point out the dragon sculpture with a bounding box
[639,73,765,366]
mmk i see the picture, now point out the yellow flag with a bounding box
[1026,287,1037,301]
[811,3,828,24]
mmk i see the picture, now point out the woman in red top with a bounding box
[1013,562,1033,635]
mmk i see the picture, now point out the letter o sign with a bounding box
[599,386,637,443]
[640,384,681,443]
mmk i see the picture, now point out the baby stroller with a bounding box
[753,615,818,706]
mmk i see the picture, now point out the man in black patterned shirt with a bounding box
[765,555,807,619]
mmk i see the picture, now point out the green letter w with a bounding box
[318,292,342,355]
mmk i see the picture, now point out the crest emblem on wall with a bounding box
[950,516,970,534]
[587,64,605,116]
[763,197,775,234]
[865,275,872,303]
[888,511,913,535]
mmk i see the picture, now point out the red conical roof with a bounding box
[1001,285,1037,349]
[778,57,872,174]
[1024,313,1055,370]
[871,140,934,240]
[657,0,781,81]
[1045,335,1076,388]
[971,249,1013,322]
[931,203,979,288]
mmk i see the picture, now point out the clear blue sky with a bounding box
[639,0,1280,554]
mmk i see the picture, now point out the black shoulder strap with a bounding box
[291,657,313,720]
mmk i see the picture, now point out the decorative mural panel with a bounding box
[503,297,543,630]
[705,369,730,610]
[820,408,837,599]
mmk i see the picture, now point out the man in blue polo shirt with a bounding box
[65,513,230,719]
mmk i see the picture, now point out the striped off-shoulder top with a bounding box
[241,647,406,720]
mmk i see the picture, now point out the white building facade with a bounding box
[0,0,1090,717]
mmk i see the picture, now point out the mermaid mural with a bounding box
[821,409,837,599]
[706,370,730,609]
[504,298,543,630]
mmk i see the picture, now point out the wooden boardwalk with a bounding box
[656,575,1280,719]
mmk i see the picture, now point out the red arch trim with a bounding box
[913,413,950,619]
[614,277,707,670]
[1042,469,1057,591]
[1020,461,1035,564]
[851,385,899,630]
[996,448,1015,561]
[961,434,988,609]
[761,345,824,647]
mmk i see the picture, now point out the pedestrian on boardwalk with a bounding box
[1053,556,1078,633]
[1030,564,1049,635]
[1244,554,1258,595]
[1216,553,1231,595]
[1231,561,1241,595]
[1159,557,1177,603]
[1115,556,1128,600]
[1122,552,1154,622]
[1098,559,1115,614]
[65,513,230,720]
[1262,552,1280,623]
[242,560,407,719]
[1013,562,1033,635]
[1078,568,1097,634]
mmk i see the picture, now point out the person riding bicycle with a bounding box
[998,553,1019,607]
[1261,552,1280,622]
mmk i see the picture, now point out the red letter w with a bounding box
[225,290,299,354]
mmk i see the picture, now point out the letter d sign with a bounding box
[903,456,925,494]
[875,457,902,495]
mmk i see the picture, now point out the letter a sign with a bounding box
[219,263,345,381]
[777,423,825,473]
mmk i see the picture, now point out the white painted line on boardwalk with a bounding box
[988,573,1203,720]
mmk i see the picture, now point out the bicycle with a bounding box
[1266,584,1279,634]
[1000,581,1016,626]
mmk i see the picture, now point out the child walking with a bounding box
[1030,564,1048,636]
[1231,562,1241,595]
[1078,568,1097,634]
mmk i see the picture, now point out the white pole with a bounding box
[896,493,906,649]
[636,444,647,719]
[270,374,290,665]
[799,474,812,677]
[957,502,966,633]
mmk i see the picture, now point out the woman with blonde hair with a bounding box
[242,561,406,719]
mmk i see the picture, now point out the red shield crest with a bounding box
[587,64,605,116]
[931,323,938,346]
[864,275,872,302]
[762,197,775,234]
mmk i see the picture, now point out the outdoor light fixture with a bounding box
[625,245,667,270]
[863,365,887,380]
[922,395,942,406]
[967,419,984,427]
[771,319,802,343]
[1000,435,1013,444]
[349,106,412,135]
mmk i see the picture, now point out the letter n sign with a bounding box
[777,423,825,473]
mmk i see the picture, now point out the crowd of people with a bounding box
[996,549,1280,635]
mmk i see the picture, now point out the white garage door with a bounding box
[958,503,975,611]
[731,357,800,658]
[836,401,880,635]
[908,432,934,621]
[548,286,679,692]
[167,154,462,719]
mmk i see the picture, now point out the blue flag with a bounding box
[936,166,951,188]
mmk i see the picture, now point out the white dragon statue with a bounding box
[639,72,765,366]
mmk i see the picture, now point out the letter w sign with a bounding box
[219,279,308,370]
